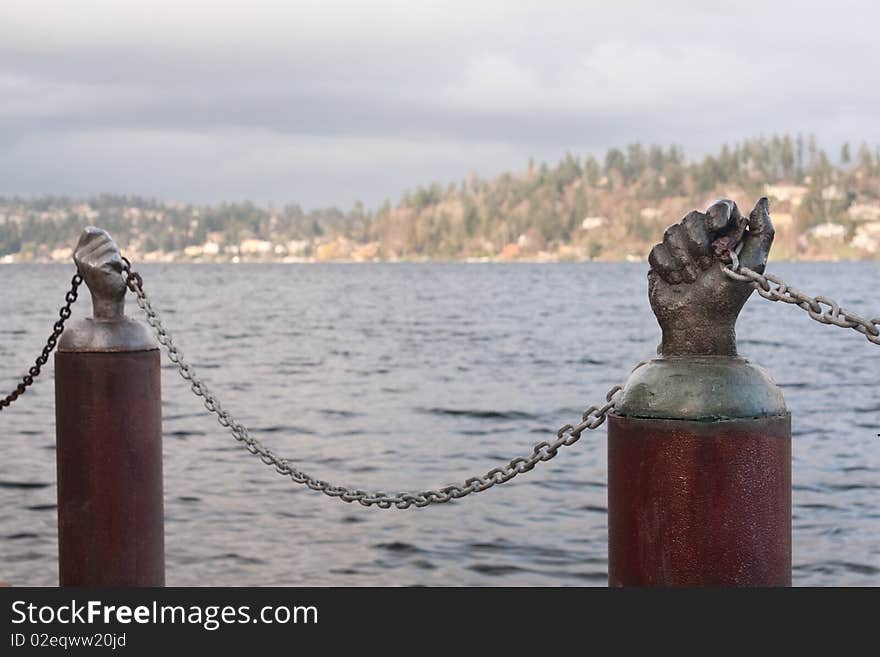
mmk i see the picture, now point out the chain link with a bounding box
[722,252,880,347]
[0,272,83,411]
[120,257,621,509]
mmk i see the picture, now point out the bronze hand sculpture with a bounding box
[60,227,155,352]
[73,227,127,321]
[647,197,775,357]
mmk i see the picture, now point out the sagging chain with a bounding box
[120,257,621,509]
[722,251,880,347]
[0,272,83,411]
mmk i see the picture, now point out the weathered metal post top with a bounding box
[618,197,787,418]
[60,227,155,352]
[608,198,791,587]
[55,227,165,587]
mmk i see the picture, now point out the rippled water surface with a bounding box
[1,262,878,586]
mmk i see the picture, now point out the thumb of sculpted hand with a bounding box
[737,197,774,274]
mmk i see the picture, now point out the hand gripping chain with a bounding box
[121,258,622,509]
[722,251,880,347]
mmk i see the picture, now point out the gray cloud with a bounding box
[1,0,878,208]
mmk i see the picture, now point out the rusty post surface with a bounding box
[608,413,791,587]
[55,349,164,586]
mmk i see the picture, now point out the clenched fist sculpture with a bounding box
[61,226,155,352]
[73,226,127,321]
[648,198,774,357]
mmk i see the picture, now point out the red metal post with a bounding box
[608,414,791,587]
[54,227,164,586]
[55,350,164,586]
[608,198,791,586]
[607,356,792,587]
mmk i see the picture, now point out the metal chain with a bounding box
[722,252,880,347]
[0,272,83,411]
[120,257,621,509]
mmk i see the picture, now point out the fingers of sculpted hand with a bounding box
[73,226,124,277]
[649,198,774,285]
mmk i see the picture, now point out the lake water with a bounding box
[0,262,878,586]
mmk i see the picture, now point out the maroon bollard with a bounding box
[607,358,791,587]
[608,197,790,587]
[55,227,164,586]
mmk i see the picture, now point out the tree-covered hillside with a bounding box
[2,135,879,262]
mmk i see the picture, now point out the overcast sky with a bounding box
[1,1,877,209]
